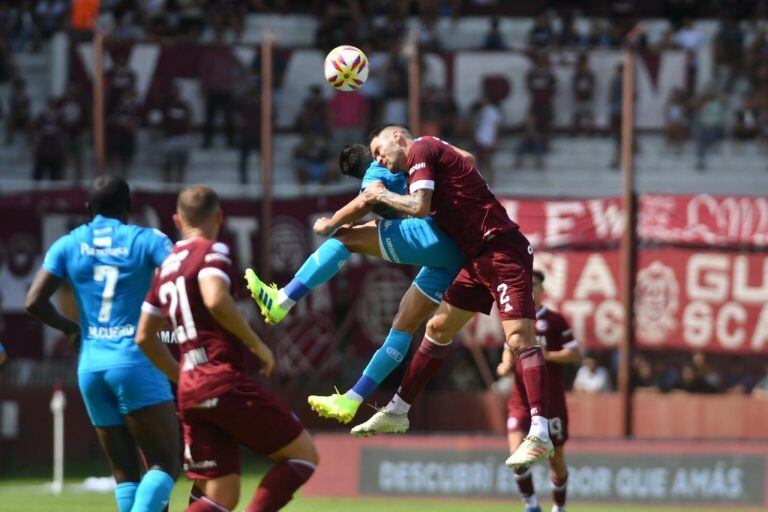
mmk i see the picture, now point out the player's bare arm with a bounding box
[542,346,580,365]
[497,344,514,376]
[313,193,372,236]
[363,181,433,218]
[135,312,181,382]
[25,269,80,345]
[199,274,274,376]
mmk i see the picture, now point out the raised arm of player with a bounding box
[362,182,433,218]
[313,193,372,236]
[199,275,275,376]
[135,311,180,382]
[25,269,81,345]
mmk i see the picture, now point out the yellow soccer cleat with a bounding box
[505,435,554,469]
[244,269,289,325]
[307,392,361,424]
[350,409,409,437]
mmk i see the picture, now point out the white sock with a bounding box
[522,494,539,508]
[384,394,410,415]
[344,390,363,403]
[277,289,296,310]
[529,415,550,442]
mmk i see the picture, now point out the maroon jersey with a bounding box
[143,238,247,410]
[512,305,578,408]
[407,136,519,257]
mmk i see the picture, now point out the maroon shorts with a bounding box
[443,230,535,321]
[507,391,568,447]
[180,381,304,480]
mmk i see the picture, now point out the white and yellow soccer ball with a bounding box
[324,45,369,92]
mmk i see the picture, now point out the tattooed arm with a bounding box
[362,180,433,218]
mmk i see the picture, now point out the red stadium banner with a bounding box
[1,189,766,363]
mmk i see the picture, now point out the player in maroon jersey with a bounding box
[355,125,553,468]
[499,270,579,512]
[135,186,318,512]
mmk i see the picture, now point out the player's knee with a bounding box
[334,229,357,252]
[425,315,452,344]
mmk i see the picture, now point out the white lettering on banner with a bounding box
[683,302,713,347]
[669,465,743,500]
[532,253,568,300]
[686,195,768,246]
[635,261,679,344]
[574,254,616,299]
[378,460,495,494]
[615,467,668,500]
[562,300,593,346]
[733,255,768,303]
[717,302,746,349]
[752,304,768,350]
[225,217,258,269]
[687,254,729,302]
[587,199,625,239]
[595,299,623,346]
[545,202,586,247]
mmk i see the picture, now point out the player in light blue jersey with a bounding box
[26,176,179,512]
[245,143,467,426]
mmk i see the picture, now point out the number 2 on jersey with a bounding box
[159,277,198,343]
[94,265,119,322]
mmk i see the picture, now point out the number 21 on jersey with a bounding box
[160,277,198,343]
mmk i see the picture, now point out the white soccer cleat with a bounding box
[505,435,554,469]
[350,410,409,437]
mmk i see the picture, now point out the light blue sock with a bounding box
[293,238,351,292]
[115,482,138,512]
[131,469,175,512]
[351,329,413,399]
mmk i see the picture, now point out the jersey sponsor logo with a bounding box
[87,324,136,339]
[204,252,232,265]
[409,162,426,175]
[535,319,548,332]
[156,330,178,344]
[159,249,189,279]
[182,347,208,371]
[79,242,129,258]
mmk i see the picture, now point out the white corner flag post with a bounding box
[50,384,66,495]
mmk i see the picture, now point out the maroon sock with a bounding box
[515,346,549,418]
[246,459,316,512]
[396,337,452,404]
[514,467,535,498]
[552,474,568,506]
[185,496,228,512]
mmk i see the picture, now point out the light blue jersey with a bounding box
[361,162,407,219]
[43,215,173,373]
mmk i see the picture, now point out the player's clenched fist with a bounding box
[361,180,386,204]
[497,360,513,377]
[251,342,275,377]
[313,217,335,236]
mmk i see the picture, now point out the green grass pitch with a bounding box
[0,471,761,511]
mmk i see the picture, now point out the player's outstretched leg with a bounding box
[504,319,554,469]
[245,224,382,325]
[309,286,437,423]
[246,430,318,511]
[351,302,473,437]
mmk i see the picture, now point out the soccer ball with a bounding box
[324,45,369,92]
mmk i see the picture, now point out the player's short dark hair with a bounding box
[88,175,131,217]
[177,185,220,226]
[367,123,412,144]
[339,144,371,179]
[532,269,545,284]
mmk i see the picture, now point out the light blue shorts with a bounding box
[377,216,464,303]
[78,363,173,427]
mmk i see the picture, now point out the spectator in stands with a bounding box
[573,356,612,393]
[416,10,441,52]
[31,98,65,181]
[296,85,329,136]
[514,110,545,169]
[693,86,725,171]
[481,17,507,50]
[421,84,457,138]
[672,364,711,393]
[60,82,88,182]
[328,89,370,153]
[470,88,501,182]
[665,87,689,152]
[674,18,706,93]
[724,357,756,394]
[558,15,585,47]
[528,13,555,48]
[199,38,241,148]
[526,52,556,148]
[588,19,618,48]
[9,1,38,52]
[631,355,660,391]
[572,53,595,133]
[110,10,145,41]
[106,53,137,115]
[732,92,760,141]
[234,76,261,185]
[5,77,30,145]
[714,17,744,92]
[294,131,333,185]
[106,89,140,178]
[752,368,768,398]
[691,350,722,392]
[155,83,193,183]
[380,48,408,124]
[35,0,66,40]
